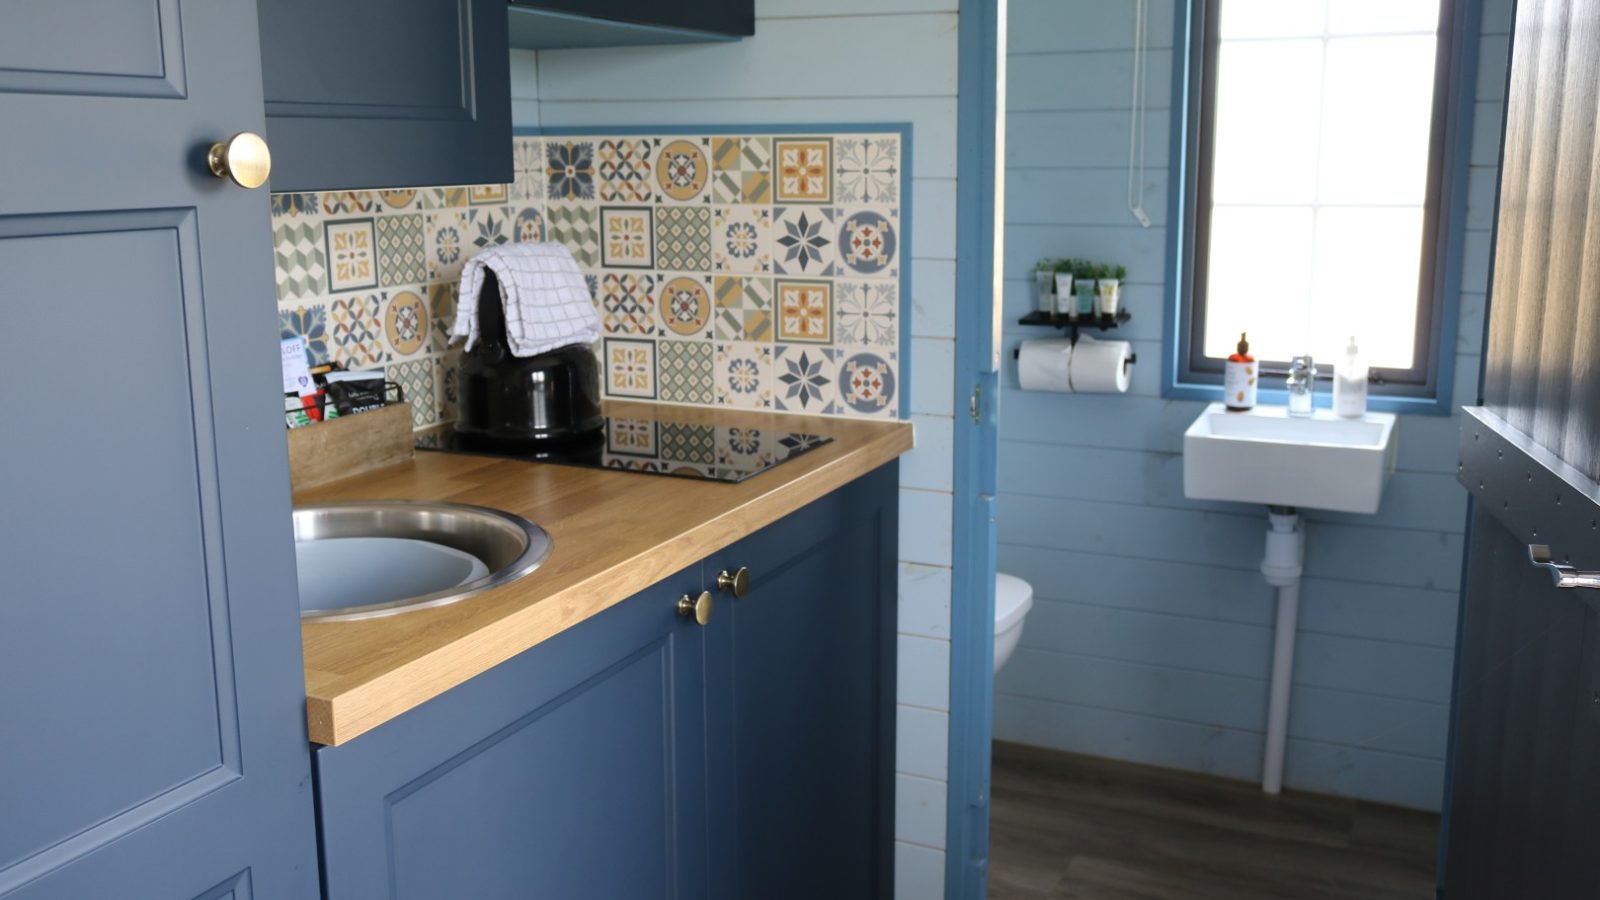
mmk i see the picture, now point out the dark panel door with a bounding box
[0,1,318,898]
[258,0,512,191]
[704,465,898,900]
[315,570,710,900]
[1441,1,1600,897]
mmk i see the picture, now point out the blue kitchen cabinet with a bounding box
[257,0,512,191]
[705,463,898,900]
[314,464,898,898]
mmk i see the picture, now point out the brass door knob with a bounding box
[717,566,751,598]
[207,131,272,189]
[677,591,713,626]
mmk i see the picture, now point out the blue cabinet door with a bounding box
[0,2,319,897]
[704,464,899,900]
[258,0,512,191]
[315,567,710,899]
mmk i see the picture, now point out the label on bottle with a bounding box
[1334,371,1367,418]
[1224,359,1257,410]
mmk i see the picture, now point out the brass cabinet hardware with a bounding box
[717,566,751,598]
[207,132,272,189]
[677,590,714,626]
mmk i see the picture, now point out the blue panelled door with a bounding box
[0,2,320,896]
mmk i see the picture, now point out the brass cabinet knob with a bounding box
[717,566,751,598]
[207,131,272,189]
[677,590,713,626]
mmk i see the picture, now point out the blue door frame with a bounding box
[947,0,1005,895]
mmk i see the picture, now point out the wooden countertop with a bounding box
[294,401,913,746]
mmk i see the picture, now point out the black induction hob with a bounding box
[417,416,833,484]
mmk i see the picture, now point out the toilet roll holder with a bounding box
[1013,308,1136,365]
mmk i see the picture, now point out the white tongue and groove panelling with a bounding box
[270,131,909,427]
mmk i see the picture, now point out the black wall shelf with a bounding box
[1017,308,1131,345]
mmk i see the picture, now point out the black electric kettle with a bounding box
[453,268,604,446]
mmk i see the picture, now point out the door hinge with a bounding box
[970,384,982,424]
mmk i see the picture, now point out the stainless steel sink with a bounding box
[293,501,552,622]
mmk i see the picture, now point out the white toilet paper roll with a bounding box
[1067,336,1133,393]
[1016,339,1075,392]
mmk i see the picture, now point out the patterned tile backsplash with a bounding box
[271,131,906,428]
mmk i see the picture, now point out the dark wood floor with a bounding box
[989,742,1440,900]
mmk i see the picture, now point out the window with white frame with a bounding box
[1177,0,1466,396]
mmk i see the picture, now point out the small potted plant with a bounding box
[1052,259,1078,315]
[1072,260,1099,318]
[1033,258,1058,313]
[1097,264,1126,317]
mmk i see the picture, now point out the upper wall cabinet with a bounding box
[507,0,753,50]
[258,0,512,192]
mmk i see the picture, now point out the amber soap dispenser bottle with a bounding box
[1224,332,1257,411]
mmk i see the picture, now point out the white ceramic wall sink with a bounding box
[1183,403,1398,514]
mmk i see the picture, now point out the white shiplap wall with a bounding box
[510,3,960,894]
[993,0,1511,811]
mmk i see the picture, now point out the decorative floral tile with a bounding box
[510,204,545,243]
[600,206,654,269]
[835,280,898,347]
[658,340,715,405]
[660,422,716,465]
[775,279,833,344]
[773,206,836,276]
[715,424,774,469]
[599,272,657,336]
[657,275,713,338]
[837,207,899,277]
[513,136,544,177]
[712,276,773,342]
[376,214,427,287]
[597,138,653,203]
[654,206,712,271]
[835,136,901,204]
[469,207,511,250]
[607,418,659,457]
[378,189,419,211]
[384,289,429,357]
[274,220,326,302]
[711,137,771,204]
[422,186,469,209]
[325,218,379,292]
[604,337,656,399]
[425,210,471,282]
[279,304,329,364]
[773,345,840,415]
[272,193,320,218]
[389,357,437,427]
[655,139,710,203]
[714,341,773,409]
[712,206,772,274]
[837,348,898,416]
[547,141,597,201]
[547,203,600,268]
[772,138,833,204]
[322,191,377,214]
[469,184,507,205]
[329,293,386,368]
[428,281,458,351]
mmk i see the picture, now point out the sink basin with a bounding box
[293,501,552,622]
[1183,403,1398,514]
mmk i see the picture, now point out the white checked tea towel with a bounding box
[451,242,599,357]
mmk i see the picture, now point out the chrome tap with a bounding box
[1286,354,1315,417]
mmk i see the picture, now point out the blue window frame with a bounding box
[1163,0,1485,415]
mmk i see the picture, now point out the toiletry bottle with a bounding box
[1333,335,1368,419]
[1224,332,1257,411]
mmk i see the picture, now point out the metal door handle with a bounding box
[716,566,750,598]
[1529,545,1600,590]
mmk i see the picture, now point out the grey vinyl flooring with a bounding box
[988,742,1440,900]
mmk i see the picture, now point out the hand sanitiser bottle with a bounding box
[1333,335,1368,419]
[1224,332,1257,411]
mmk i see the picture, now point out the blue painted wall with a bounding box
[993,0,1511,811]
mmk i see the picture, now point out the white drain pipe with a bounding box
[1260,507,1304,795]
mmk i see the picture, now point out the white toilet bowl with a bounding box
[995,572,1033,674]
